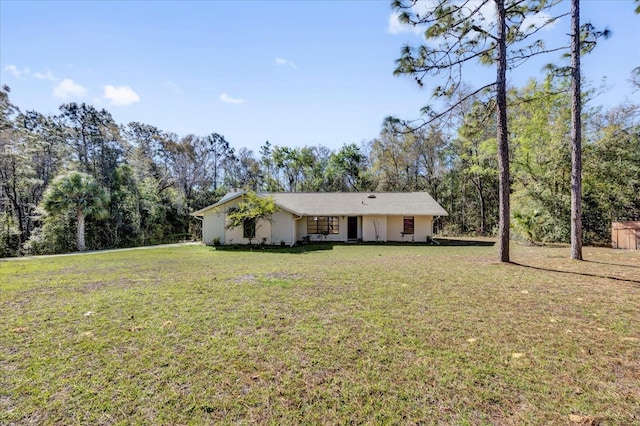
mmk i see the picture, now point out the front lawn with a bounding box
[1,242,639,424]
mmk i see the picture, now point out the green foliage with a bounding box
[43,171,109,219]
[370,121,446,195]
[90,164,138,248]
[24,208,76,255]
[225,191,278,243]
[512,210,543,243]
[1,90,67,255]
[42,171,110,251]
[326,143,374,191]
[451,98,499,235]
[510,78,573,242]
[271,145,324,192]
[0,212,20,257]
[206,132,233,191]
[509,77,640,244]
[582,106,640,244]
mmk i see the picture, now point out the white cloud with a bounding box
[4,65,30,78]
[53,78,87,99]
[104,85,140,106]
[220,93,244,104]
[275,57,297,69]
[34,70,58,81]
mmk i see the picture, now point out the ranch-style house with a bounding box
[193,190,448,246]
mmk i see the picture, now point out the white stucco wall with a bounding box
[224,217,272,245]
[256,218,273,244]
[271,210,294,245]
[362,216,387,242]
[415,215,434,241]
[202,210,226,245]
[386,215,433,242]
[387,215,404,242]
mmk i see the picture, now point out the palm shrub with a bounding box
[42,171,110,251]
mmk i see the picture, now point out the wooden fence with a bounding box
[611,221,640,250]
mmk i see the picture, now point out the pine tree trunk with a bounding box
[496,0,510,262]
[570,0,583,260]
[77,208,86,252]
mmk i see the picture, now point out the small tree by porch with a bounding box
[225,191,277,244]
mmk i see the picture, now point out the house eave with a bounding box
[191,192,304,218]
[191,192,245,217]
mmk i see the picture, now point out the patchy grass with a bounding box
[1,242,639,425]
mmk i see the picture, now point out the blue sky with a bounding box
[1,0,638,153]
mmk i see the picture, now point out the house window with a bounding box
[307,216,339,234]
[403,216,415,234]
[243,218,256,239]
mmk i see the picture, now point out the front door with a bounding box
[347,216,358,240]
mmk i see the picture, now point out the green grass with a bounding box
[1,241,639,425]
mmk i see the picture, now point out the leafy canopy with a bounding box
[225,191,278,230]
[43,171,110,219]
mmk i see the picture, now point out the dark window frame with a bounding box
[243,217,256,239]
[403,216,415,235]
[307,216,340,234]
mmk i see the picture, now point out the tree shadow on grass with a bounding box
[585,259,640,270]
[510,261,640,286]
[432,238,496,247]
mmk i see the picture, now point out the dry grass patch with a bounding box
[1,242,639,424]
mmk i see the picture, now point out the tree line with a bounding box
[391,0,623,261]
[1,72,637,256]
